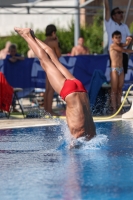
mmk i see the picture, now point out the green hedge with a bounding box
[0,13,103,55]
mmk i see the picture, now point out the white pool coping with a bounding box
[0,119,61,130]
[1,115,133,130]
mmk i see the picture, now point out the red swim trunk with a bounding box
[60,79,87,100]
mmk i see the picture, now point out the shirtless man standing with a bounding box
[0,41,11,59]
[43,24,61,115]
[14,27,96,140]
[109,31,133,113]
[27,45,36,58]
[71,37,90,56]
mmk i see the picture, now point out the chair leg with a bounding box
[12,92,25,118]
[5,112,10,119]
[0,111,10,119]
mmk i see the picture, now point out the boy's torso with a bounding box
[109,45,123,68]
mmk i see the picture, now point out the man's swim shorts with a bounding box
[60,79,87,100]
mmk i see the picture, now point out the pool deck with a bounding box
[1,113,133,130]
[1,97,133,130]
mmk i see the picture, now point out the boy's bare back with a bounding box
[65,92,96,139]
[44,38,61,58]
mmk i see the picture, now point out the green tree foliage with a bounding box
[0,13,103,55]
[129,22,133,35]
[81,12,103,54]
[56,22,74,54]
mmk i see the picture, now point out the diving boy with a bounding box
[14,27,96,140]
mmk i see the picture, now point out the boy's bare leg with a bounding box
[117,72,124,110]
[117,91,122,111]
[44,77,54,111]
[14,27,66,95]
[111,92,117,113]
[33,36,75,80]
[111,72,118,113]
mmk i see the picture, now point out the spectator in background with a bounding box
[43,24,61,116]
[6,44,24,112]
[103,0,132,75]
[27,45,36,58]
[0,41,11,60]
[71,37,90,56]
[6,44,25,62]
[109,31,132,114]
[27,45,45,107]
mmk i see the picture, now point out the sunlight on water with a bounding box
[1,119,133,199]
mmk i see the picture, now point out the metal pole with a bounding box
[124,0,132,24]
[80,0,94,8]
[74,0,80,46]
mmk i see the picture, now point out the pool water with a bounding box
[0,120,133,200]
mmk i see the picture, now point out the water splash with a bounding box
[26,107,53,119]
[91,93,112,116]
[25,107,108,151]
[26,107,70,145]
[69,134,108,150]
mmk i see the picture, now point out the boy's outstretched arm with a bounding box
[111,44,133,54]
[71,47,76,56]
[121,37,133,47]
[124,49,133,54]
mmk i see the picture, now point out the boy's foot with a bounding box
[14,27,31,38]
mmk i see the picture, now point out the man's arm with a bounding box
[27,50,32,58]
[14,56,25,61]
[71,47,76,56]
[84,46,90,54]
[9,57,17,62]
[103,0,110,21]
[86,47,90,54]
[54,41,61,58]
